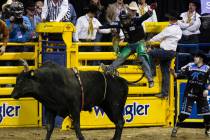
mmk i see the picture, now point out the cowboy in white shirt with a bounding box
[148,11,182,98]
[75,4,119,53]
[178,1,201,44]
[74,5,114,43]
[41,0,68,22]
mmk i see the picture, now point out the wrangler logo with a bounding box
[0,103,21,124]
[94,102,150,123]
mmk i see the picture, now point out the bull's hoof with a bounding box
[205,129,210,137]
[78,136,85,140]
[111,137,120,140]
[171,127,178,137]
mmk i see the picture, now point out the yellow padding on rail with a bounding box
[0,53,35,60]
[0,66,35,74]
[75,42,160,47]
[0,77,16,84]
[0,88,13,95]
[144,22,169,33]
[78,66,161,74]
[0,42,37,46]
[79,66,141,73]
[120,74,160,83]
[78,52,136,60]
[129,86,160,94]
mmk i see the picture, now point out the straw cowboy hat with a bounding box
[128,1,139,11]
[2,0,13,12]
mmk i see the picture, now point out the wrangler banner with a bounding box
[62,97,170,129]
[0,98,41,127]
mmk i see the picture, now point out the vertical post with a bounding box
[38,34,42,68]
[62,23,77,68]
[167,59,175,127]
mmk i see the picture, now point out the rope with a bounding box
[101,72,107,100]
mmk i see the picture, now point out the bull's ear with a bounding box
[29,70,35,77]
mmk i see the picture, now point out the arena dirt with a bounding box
[0,127,209,140]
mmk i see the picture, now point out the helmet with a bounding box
[10,1,24,18]
[119,11,128,21]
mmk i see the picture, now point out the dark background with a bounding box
[69,0,192,21]
[0,0,197,21]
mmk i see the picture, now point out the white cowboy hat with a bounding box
[128,1,139,11]
[2,0,13,12]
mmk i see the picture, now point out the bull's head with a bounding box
[11,59,38,99]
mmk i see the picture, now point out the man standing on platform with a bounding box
[170,51,210,137]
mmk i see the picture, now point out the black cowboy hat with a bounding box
[84,4,98,14]
[189,0,201,8]
[193,50,207,62]
[165,10,182,20]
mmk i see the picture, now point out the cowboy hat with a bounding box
[193,50,207,61]
[165,10,182,20]
[128,1,139,11]
[2,0,13,12]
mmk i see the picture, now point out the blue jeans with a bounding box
[92,33,103,66]
[148,48,176,96]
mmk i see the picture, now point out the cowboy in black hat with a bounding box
[170,50,210,137]
[148,10,182,98]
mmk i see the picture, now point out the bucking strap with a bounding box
[71,67,85,110]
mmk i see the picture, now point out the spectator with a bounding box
[90,0,106,24]
[106,0,128,24]
[42,0,69,22]
[178,0,201,44]
[0,19,9,55]
[75,4,110,47]
[1,0,16,19]
[134,0,157,22]
[89,0,106,65]
[64,2,77,24]
[148,11,182,98]
[5,1,32,43]
[25,1,41,40]
[35,0,44,18]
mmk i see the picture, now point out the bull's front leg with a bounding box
[71,109,85,140]
[45,110,56,140]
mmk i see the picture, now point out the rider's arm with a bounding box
[99,22,121,29]
[176,63,191,78]
[135,11,152,24]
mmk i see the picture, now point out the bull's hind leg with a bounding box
[45,110,56,140]
[71,109,85,140]
[103,104,125,140]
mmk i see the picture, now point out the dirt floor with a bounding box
[0,127,209,140]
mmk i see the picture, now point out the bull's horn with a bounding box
[19,58,29,72]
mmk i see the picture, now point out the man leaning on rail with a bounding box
[0,19,9,55]
[100,2,157,88]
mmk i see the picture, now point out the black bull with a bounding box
[11,61,128,140]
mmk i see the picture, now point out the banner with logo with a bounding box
[77,97,169,128]
[201,0,210,14]
[0,98,41,127]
